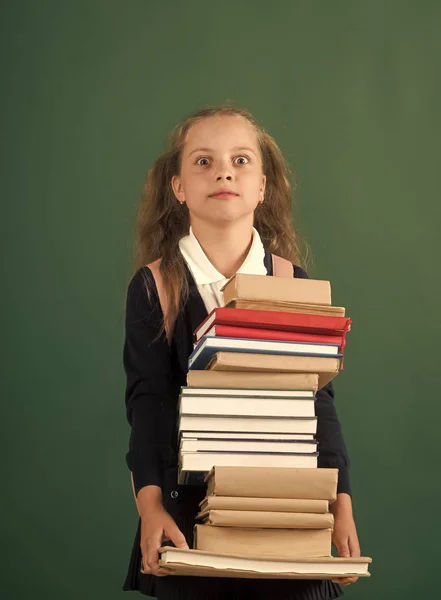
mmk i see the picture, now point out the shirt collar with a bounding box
[179,226,268,285]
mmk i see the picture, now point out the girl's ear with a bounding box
[171,175,185,202]
[261,174,267,196]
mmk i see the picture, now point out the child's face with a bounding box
[171,115,266,227]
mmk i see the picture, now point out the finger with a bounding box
[145,535,162,574]
[334,538,350,558]
[164,521,189,550]
[140,557,151,574]
[348,534,361,557]
[331,576,358,586]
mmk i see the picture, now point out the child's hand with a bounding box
[330,493,361,587]
[140,502,189,577]
[137,485,189,577]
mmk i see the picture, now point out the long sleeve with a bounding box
[294,265,351,495]
[123,268,177,496]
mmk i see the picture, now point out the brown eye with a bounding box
[234,155,250,165]
[196,157,210,166]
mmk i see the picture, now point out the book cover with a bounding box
[206,352,341,389]
[226,299,346,317]
[158,546,372,579]
[205,466,338,501]
[194,307,352,340]
[178,395,316,418]
[222,273,331,307]
[196,509,335,529]
[178,452,319,484]
[194,524,333,559]
[189,336,341,370]
[186,370,319,391]
[198,496,330,514]
[178,414,318,435]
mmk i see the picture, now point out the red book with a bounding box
[194,308,352,341]
[201,324,345,349]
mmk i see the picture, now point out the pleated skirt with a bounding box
[122,467,343,600]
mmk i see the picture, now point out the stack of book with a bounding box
[159,466,372,578]
[177,272,352,485]
[165,272,372,579]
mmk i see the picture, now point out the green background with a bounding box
[2,1,439,598]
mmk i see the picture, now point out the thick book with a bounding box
[226,299,346,317]
[159,546,372,579]
[178,452,318,485]
[205,466,338,501]
[222,273,331,307]
[186,370,319,391]
[181,431,315,441]
[206,352,340,389]
[180,438,318,454]
[178,414,318,435]
[198,496,329,514]
[189,336,341,370]
[194,307,352,341]
[194,524,332,559]
[196,509,334,529]
[198,324,345,350]
[178,395,316,419]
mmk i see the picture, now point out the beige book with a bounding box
[159,546,372,579]
[207,352,340,390]
[196,509,334,529]
[194,524,332,559]
[226,300,346,317]
[199,496,329,514]
[186,370,319,391]
[206,466,338,501]
[222,274,331,307]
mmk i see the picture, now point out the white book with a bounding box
[179,396,315,418]
[159,547,372,578]
[179,451,318,475]
[180,438,318,454]
[181,387,315,398]
[178,415,317,435]
[181,431,315,441]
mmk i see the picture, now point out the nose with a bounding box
[215,158,233,181]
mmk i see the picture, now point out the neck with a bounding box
[190,217,254,279]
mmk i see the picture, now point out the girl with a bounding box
[122,105,361,599]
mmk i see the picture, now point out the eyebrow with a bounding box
[187,146,258,157]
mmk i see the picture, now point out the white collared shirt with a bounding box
[178,226,268,314]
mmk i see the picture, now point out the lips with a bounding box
[209,190,239,198]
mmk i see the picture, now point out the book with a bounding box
[180,438,318,454]
[186,370,319,391]
[189,336,340,370]
[194,524,332,559]
[221,273,332,307]
[205,466,338,501]
[181,386,315,398]
[181,431,315,441]
[199,324,345,348]
[198,496,330,514]
[178,452,318,485]
[196,509,335,529]
[178,395,316,418]
[206,352,341,389]
[178,415,318,435]
[194,307,352,341]
[159,546,372,579]
[225,299,346,317]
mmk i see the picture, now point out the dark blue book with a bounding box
[188,335,341,371]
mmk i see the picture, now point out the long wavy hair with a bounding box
[132,104,307,337]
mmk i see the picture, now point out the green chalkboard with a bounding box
[2,1,440,599]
